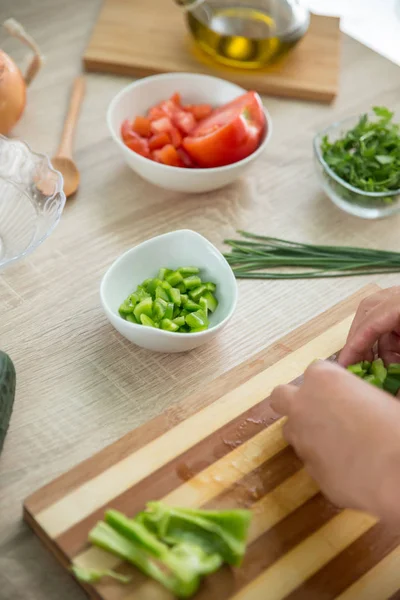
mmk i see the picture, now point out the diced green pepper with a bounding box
[153,298,167,321]
[168,287,181,306]
[161,319,179,332]
[388,364,400,375]
[179,325,191,333]
[173,316,185,328]
[166,271,184,287]
[136,286,151,300]
[347,362,366,377]
[129,292,139,306]
[155,286,170,302]
[142,278,153,290]
[362,360,372,370]
[182,299,201,312]
[140,315,156,327]
[371,358,387,384]
[119,301,134,316]
[158,268,170,281]
[133,297,153,321]
[146,278,163,295]
[364,374,383,388]
[118,268,218,335]
[203,291,218,313]
[190,326,208,332]
[126,313,138,323]
[186,310,208,329]
[205,282,216,292]
[189,285,207,302]
[384,375,400,396]
[178,266,200,276]
[183,275,202,290]
[199,297,208,314]
[164,302,174,320]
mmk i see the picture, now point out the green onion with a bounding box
[224,231,400,280]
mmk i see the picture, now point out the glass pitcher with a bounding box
[175,0,310,69]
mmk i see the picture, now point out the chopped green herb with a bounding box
[321,107,400,193]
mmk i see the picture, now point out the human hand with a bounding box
[270,360,400,523]
[339,287,400,367]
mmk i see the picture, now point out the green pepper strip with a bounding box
[141,502,252,567]
[89,520,199,599]
[71,565,131,584]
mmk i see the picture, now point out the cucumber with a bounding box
[0,351,16,453]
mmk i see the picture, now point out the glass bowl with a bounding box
[313,115,400,220]
[0,135,66,269]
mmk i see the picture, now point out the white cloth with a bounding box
[306,0,400,66]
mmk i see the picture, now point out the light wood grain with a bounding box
[83,2,341,103]
[1,0,400,598]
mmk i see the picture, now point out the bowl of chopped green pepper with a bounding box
[100,230,238,352]
[314,107,400,219]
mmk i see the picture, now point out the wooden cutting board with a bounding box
[83,0,341,103]
[25,284,400,600]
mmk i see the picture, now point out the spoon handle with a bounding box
[57,76,86,158]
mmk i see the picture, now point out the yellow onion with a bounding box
[0,19,43,135]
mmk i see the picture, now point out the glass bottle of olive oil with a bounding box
[175,0,310,69]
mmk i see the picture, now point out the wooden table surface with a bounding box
[1,1,400,599]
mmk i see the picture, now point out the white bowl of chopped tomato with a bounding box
[107,73,271,193]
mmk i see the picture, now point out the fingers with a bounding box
[270,384,297,416]
[345,291,386,342]
[378,332,400,366]
[339,296,400,366]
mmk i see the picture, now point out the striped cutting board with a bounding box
[24,284,400,600]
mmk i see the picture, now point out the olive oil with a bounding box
[186,2,309,69]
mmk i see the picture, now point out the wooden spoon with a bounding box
[51,76,85,198]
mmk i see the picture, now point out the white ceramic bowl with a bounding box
[100,230,238,353]
[107,73,272,193]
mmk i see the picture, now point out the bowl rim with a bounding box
[100,229,238,339]
[0,134,66,270]
[313,114,400,198]
[107,72,272,174]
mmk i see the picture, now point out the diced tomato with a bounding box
[121,90,265,169]
[147,105,166,121]
[169,127,182,148]
[183,91,265,168]
[177,148,195,168]
[172,111,197,135]
[132,116,152,138]
[184,104,213,120]
[148,132,170,150]
[152,144,183,167]
[121,119,136,142]
[125,134,150,158]
[150,117,174,134]
[170,92,181,106]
